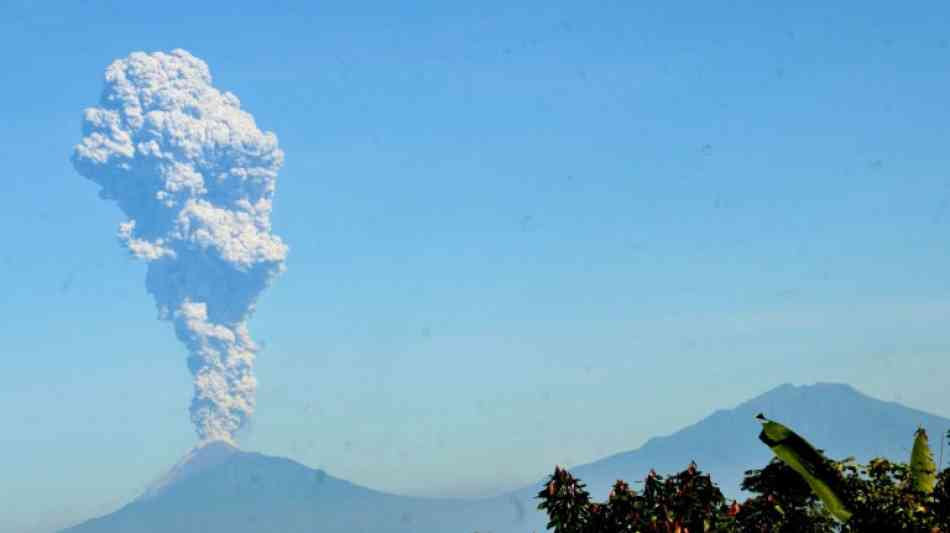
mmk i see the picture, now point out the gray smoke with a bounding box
[72,49,288,444]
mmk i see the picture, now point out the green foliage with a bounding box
[537,463,739,533]
[755,414,852,522]
[935,468,950,526]
[535,419,950,532]
[536,466,594,533]
[735,458,837,532]
[910,427,938,495]
[835,457,946,532]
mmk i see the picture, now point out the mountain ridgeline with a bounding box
[62,383,950,533]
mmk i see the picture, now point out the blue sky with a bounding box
[4,1,950,531]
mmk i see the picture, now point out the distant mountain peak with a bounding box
[138,439,241,501]
[744,381,863,404]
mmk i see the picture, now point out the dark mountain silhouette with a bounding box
[61,382,950,533]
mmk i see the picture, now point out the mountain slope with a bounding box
[62,382,950,533]
[62,447,530,533]
[507,382,950,506]
[138,440,240,501]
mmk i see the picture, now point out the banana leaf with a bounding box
[755,413,853,523]
[909,427,936,494]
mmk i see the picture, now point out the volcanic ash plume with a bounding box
[72,49,288,444]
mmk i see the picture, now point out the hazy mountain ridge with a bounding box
[508,382,950,504]
[63,447,526,533]
[62,382,950,533]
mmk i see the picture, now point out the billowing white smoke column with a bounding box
[72,49,287,444]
